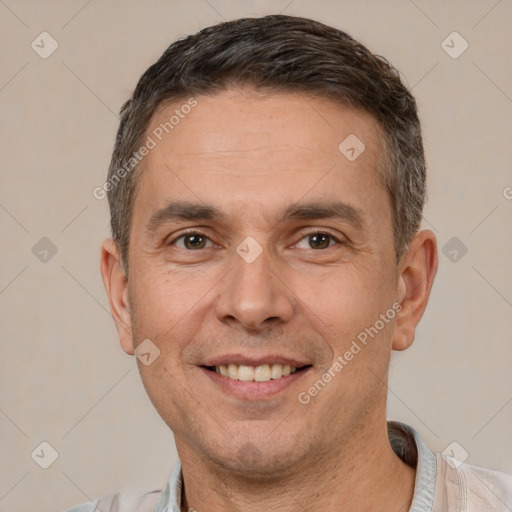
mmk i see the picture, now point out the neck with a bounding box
[177,419,416,512]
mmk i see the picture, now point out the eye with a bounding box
[171,232,214,250]
[296,231,341,250]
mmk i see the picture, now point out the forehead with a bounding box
[148,88,382,167]
[132,87,389,231]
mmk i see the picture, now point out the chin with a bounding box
[204,433,308,479]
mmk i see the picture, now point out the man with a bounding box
[68,14,511,512]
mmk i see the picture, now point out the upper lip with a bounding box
[202,354,310,368]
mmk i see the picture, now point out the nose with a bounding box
[215,242,294,332]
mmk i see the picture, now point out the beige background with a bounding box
[0,1,511,510]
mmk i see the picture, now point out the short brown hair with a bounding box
[106,14,426,275]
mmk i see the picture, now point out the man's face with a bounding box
[122,88,403,474]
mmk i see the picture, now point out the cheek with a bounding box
[128,271,200,421]
[311,269,396,404]
[129,267,208,341]
[331,275,396,381]
[303,265,392,339]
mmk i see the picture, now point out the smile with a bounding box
[200,355,312,399]
[212,363,299,382]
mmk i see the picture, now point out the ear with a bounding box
[392,230,438,351]
[100,239,134,355]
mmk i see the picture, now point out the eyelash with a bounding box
[168,229,344,250]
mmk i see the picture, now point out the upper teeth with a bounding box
[216,363,297,382]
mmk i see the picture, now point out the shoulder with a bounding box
[462,460,512,509]
[63,486,162,512]
[435,453,512,511]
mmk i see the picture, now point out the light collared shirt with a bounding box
[64,421,512,511]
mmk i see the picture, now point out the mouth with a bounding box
[199,355,313,399]
[202,363,312,382]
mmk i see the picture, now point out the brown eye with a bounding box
[308,233,332,249]
[172,233,212,250]
[296,232,338,250]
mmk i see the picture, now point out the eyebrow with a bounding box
[279,201,364,229]
[145,199,365,235]
[145,202,227,235]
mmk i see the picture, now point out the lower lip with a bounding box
[200,366,311,399]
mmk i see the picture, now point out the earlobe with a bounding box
[392,230,438,351]
[100,239,135,355]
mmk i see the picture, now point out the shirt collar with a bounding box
[155,421,437,512]
[394,421,437,512]
[154,462,182,512]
